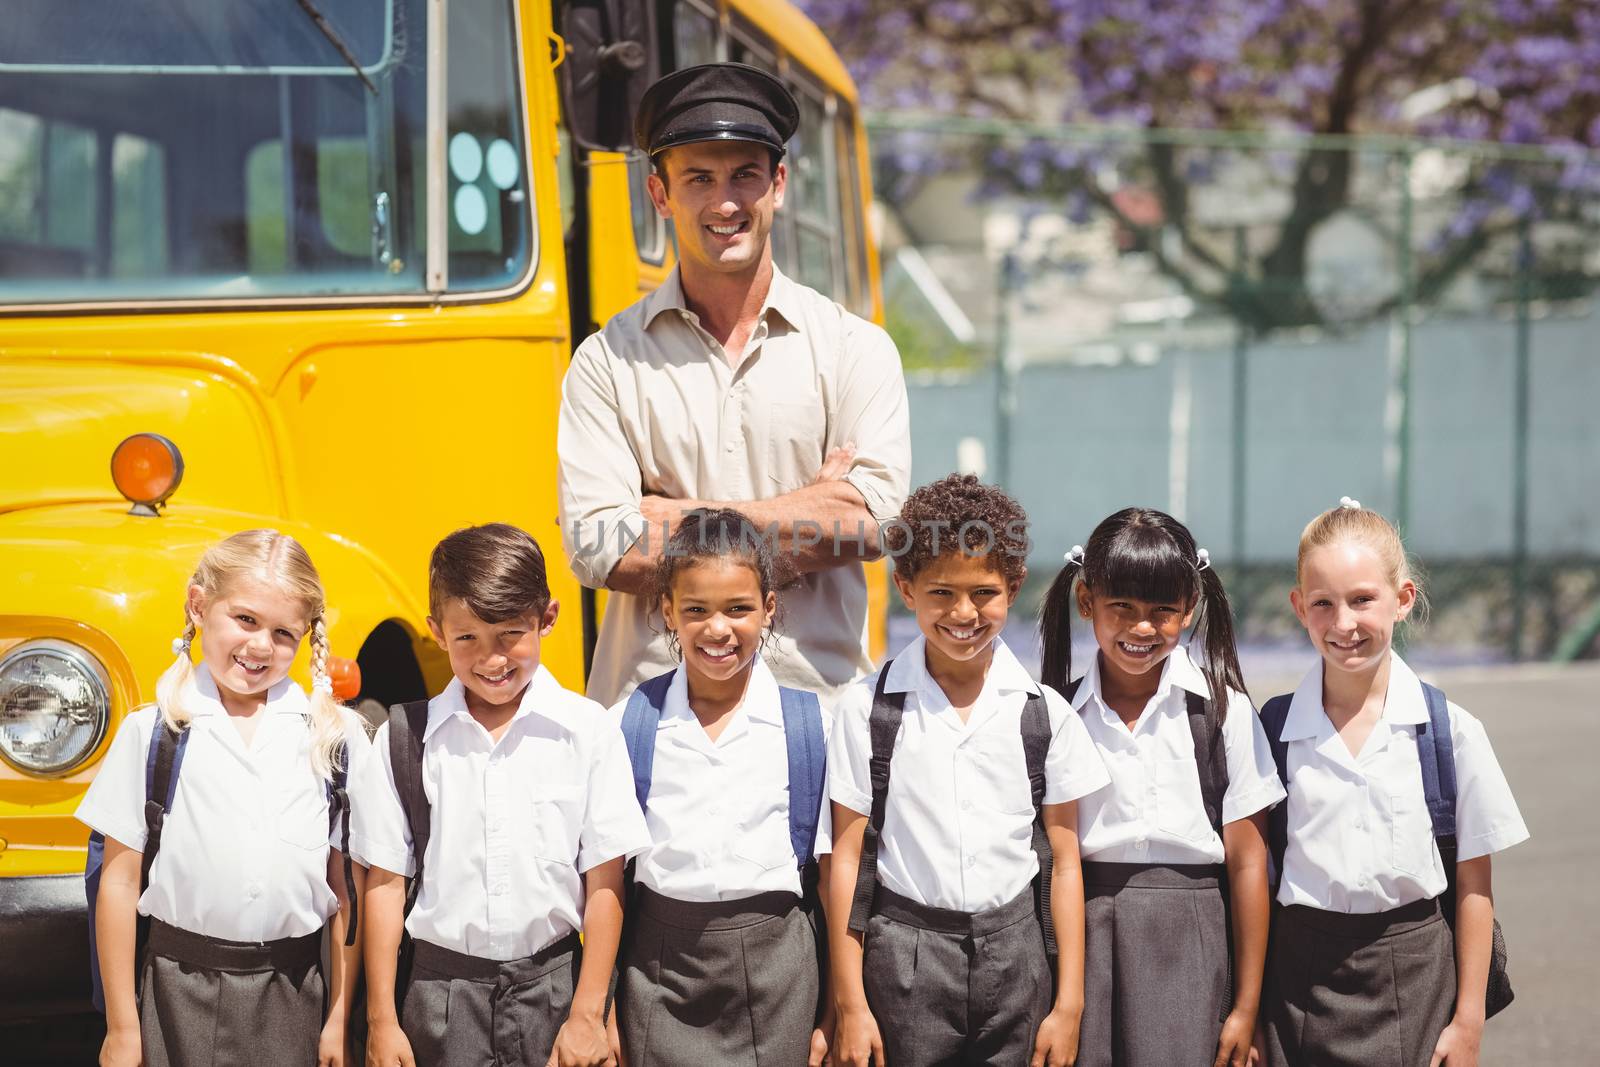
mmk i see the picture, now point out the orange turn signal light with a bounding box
[327,656,362,702]
[111,433,184,516]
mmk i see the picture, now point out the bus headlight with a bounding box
[0,641,111,776]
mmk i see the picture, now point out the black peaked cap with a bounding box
[634,62,799,157]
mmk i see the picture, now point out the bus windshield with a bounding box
[0,0,533,306]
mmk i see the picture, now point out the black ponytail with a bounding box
[1194,564,1246,719]
[1039,557,1083,695]
[1039,507,1246,719]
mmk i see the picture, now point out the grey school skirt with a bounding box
[138,918,325,1067]
[617,887,819,1067]
[1263,897,1455,1067]
[1077,861,1231,1067]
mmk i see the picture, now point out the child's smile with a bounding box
[1292,540,1415,677]
[429,597,560,719]
[188,577,309,711]
[663,558,774,686]
[895,553,1020,672]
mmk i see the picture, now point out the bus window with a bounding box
[786,79,841,300]
[629,152,666,264]
[727,16,777,74]
[833,99,872,317]
[0,0,441,305]
[446,0,533,290]
[0,109,99,278]
[672,0,722,69]
[111,133,168,277]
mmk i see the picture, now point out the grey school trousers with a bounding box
[861,885,1052,1067]
[1263,897,1456,1067]
[139,918,325,1067]
[400,933,581,1067]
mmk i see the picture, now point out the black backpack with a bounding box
[385,700,433,1006]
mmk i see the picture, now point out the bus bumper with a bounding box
[0,875,90,1020]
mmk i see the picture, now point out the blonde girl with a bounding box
[1258,499,1528,1067]
[77,529,370,1067]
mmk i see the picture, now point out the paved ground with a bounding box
[6,662,1596,1064]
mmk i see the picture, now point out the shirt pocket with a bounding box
[529,782,584,864]
[277,784,332,851]
[735,829,798,873]
[1389,791,1435,878]
[965,736,1038,818]
[766,400,827,491]
[1154,757,1213,843]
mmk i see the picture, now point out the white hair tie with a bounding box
[1339,496,1362,510]
[312,676,334,696]
[171,636,190,656]
[1064,544,1085,565]
[1196,547,1211,572]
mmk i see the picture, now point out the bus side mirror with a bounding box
[558,0,657,154]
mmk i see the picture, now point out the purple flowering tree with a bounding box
[800,0,1600,331]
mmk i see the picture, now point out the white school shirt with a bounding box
[1071,645,1286,864]
[829,636,1110,913]
[75,669,373,943]
[605,659,833,902]
[1274,654,1530,914]
[349,666,650,961]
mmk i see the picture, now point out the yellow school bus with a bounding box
[0,0,883,1017]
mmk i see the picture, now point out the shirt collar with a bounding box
[882,634,1040,697]
[660,657,785,728]
[642,264,802,334]
[189,665,305,718]
[1279,650,1428,742]
[1067,643,1203,714]
[422,664,579,743]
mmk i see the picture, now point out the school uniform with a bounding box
[349,666,650,1067]
[606,658,832,1066]
[829,636,1110,1067]
[1068,645,1285,1067]
[1262,654,1529,1067]
[75,670,372,1067]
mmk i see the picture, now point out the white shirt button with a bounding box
[960,799,972,811]
[1134,838,1148,851]
[247,883,261,900]
[964,856,976,869]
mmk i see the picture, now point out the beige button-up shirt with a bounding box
[557,266,911,707]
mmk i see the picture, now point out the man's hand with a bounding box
[810,443,857,485]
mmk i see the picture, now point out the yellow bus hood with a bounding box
[0,354,286,517]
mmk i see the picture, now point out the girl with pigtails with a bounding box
[77,529,371,1067]
[1038,508,1285,1067]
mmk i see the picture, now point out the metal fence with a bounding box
[867,116,1600,662]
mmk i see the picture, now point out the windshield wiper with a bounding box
[295,0,378,95]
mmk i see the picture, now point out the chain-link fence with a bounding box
[869,116,1600,665]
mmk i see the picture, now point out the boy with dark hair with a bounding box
[356,523,650,1067]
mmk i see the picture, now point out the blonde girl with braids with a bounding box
[77,529,372,1067]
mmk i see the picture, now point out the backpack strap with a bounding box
[1185,691,1229,835]
[779,686,826,869]
[1416,682,1458,841]
[1257,694,1294,884]
[387,700,432,916]
[327,738,358,947]
[847,664,906,934]
[620,671,676,813]
[139,720,189,893]
[1020,691,1055,958]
